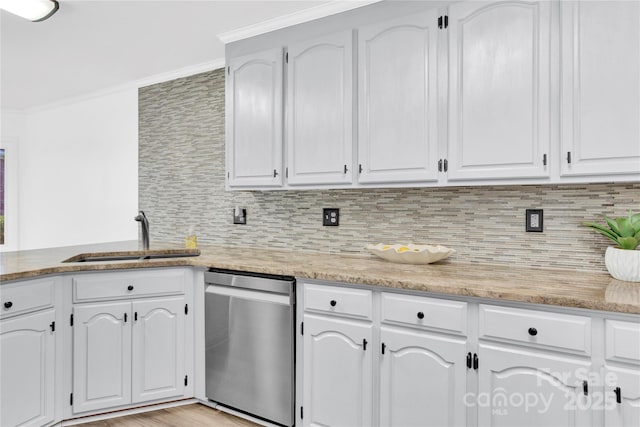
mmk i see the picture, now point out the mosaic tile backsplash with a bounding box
[139,69,639,273]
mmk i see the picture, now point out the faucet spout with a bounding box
[134,211,150,250]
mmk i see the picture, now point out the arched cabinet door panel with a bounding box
[477,344,593,427]
[287,31,353,186]
[358,10,440,184]
[0,310,55,427]
[447,1,551,181]
[73,301,132,414]
[560,0,640,177]
[302,314,373,427]
[379,326,467,427]
[227,49,284,188]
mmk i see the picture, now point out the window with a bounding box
[0,138,18,251]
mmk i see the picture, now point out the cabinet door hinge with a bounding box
[185,375,188,387]
[70,393,73,406]
[300,322,304,335]
[50,321,55,332]
[300,406,304,419]
[70,313,74,327]
[185,304,189,315]
[438,15,449,29]
[473,353,479,370]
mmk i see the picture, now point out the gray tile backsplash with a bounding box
[139,69,639,272]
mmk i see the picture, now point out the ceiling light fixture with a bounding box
[0,0,59,22]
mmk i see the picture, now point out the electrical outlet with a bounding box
[233,207,246,225]
[323,208,339,226]
[526,209,543,232]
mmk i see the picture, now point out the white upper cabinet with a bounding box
[447,1,551,181]
[358,10,440,184]
[560,1,640,177]
[286,32,353,186]
[226,49,284,188]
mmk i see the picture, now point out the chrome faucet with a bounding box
[134,211,150,250]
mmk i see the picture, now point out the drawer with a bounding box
[479,305,591,355]
[381,293,467,336]
[1,277,56,319]
[606,319,640,365]
[73,269,185,302]
[304,284,372,320]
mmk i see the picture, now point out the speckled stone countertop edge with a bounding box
[1,243,639,315]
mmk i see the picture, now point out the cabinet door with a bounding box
[73,302,132,413]
[605,365,640,427]
[302,314,373,427]
[226,49,284,188]
[358,10,440,184]
[0,310,55,427]
[287,32,353,185]
[477,344,592,427]
[379,326,467,427]
[447,1,551,181]
[560,1,640,177]
[131,297,185,403]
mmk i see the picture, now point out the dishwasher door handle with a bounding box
[206,285,290,305]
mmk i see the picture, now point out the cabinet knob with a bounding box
[417,311,425,319]
[127,285,134,291]
[330,300,337,307]
[528,327,538,336]
[3,301,13,309]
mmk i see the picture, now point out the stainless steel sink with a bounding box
[62,249,200,263]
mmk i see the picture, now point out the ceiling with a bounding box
[1,0,334,111]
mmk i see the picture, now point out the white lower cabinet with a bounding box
[73,297,186,414]
[302,314,373,427]
[604,319,640,426]
[477,344,592,427]
[299,282,640,427]
[131,298,185,403]
[379,326,467,427]
[0,309,56,427]
[73,301,132,413]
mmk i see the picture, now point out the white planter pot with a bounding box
[605,247,640,282]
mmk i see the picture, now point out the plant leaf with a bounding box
[583,222,623,244]
[604,217,621,236]
[617,236,639,250]
[615,217,635,237]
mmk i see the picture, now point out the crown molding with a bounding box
[22,58,225,114]
[217,0,384,44]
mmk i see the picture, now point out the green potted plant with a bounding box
[583,211,640,282]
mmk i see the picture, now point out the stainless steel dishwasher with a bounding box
[205,270,295,426]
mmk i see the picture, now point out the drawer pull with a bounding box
[417,311,425,319]
[614,387,621,404]
[330,300,337,307]
[127,285,134,291]
[528,327,538,336]
[3,301,13,309]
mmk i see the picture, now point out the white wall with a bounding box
[15,89,138,250]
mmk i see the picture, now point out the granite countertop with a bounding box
[1,241,639,315]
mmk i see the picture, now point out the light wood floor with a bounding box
[73,404,260,427]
